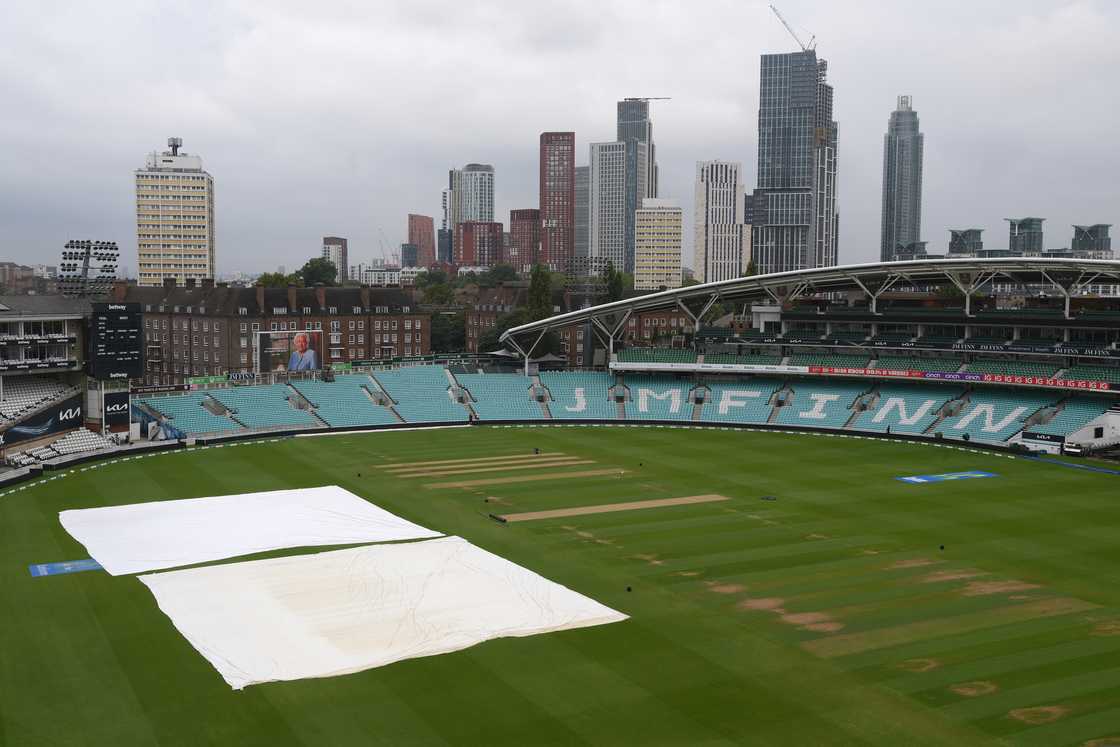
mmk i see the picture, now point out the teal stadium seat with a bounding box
[456,373,543,421]
[1030,397,1113,438]
[966,358,1060,378]
[140,392,240,434]
[699,379,784,424]
[622,375,695,421]
[774,380,867,428]
[942,389,1057,442]
[704,352,784,366]
[787,352,872,368]
[851,384,962,434]
[616,348,698,364]
[874,356,962,373]
[372,366,468,423]
[290,375,398,428]
[1063,365,1120,385]
[540,371,617,420]
[209,385,319,429]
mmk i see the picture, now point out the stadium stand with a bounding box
[0,377,78,424]
[966,358,1061,378]
[456,373,544,421]
[371,366,468,423]
[140,392,240,434]
[774,380,868,428]
[787,352,872,368]
[851,384,963,434]
[209,384,320,429]
[703,352,784,366]
[7,428,120,467]
[290,375,398,428]
[1063,364,1120,385]
[699,379,783,424]
[622,375,694,421]
[616,347,698,364]
[1028,396,1113,438]
[539,371,616,420]
[874,355,962,373]
[942,389,1057,442]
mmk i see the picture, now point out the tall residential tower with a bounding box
[694,161,751,283]
[539,132,575,271]
[135,137,215,286]
[750,51,838,274]
[880,96,924,261]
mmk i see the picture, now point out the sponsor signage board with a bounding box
[0,394,83,447]
[257,330,323,373]
[103,391,131,426]
[131,384,190,395]
[1021,431,1066,444]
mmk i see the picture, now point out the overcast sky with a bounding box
[1,0,1117,276]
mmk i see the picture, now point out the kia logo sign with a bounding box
[106,403,129,413]
[59,407,81,422]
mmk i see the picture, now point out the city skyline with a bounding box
[1,1,1117,275]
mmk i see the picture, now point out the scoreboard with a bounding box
[87,302,143,380]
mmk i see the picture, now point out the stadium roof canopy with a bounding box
[499,257,1120,359]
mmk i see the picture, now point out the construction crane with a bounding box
[623,97,671,102]
[769,5,815,52]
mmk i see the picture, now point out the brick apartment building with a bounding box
[112,280,430,385]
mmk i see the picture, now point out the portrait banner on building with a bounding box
[257,330,323,374]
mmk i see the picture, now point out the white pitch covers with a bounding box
[139,536,628,689]
[59,485,441,575]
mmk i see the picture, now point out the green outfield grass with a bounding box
[3,426,1120,746]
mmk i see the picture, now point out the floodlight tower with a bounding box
[58,240,119,296]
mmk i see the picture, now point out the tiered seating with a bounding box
[774,380,867,428]
[1030,397,1113,438]
[703,352,783,366]
[966,358,1060,378]
[622,376,694,421]
[1063,365,1120,385]
[140,392,240,434]
[828,330,868,343]
[0,377,78,424]
[540,371,616,419]
[963,336,1008,346]
[915,334,960,346]
[616,347,698,364]
[850,385,962,434]
[697,327,733,340]
[786,352,871,368]
[870,333,915,345]
[874,356,961,373]
[942,389,1057,442]
[291,375,398,428]
[209,385,319,429]
[456,373,543,421]
[700,379,783,424]
[372,366,467,423]
[48,428,115,456]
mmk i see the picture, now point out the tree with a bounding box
[429,311,466,352]
[416,268,449,288]
[481,264,519,287]
[299,257,338,286]
[604,262,624,302]
[422,282,455,305]
[744,259,758,277]
[527,264,552,321]
[256,272,299,288]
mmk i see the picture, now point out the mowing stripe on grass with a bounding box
[499,494,731,523]
[803,597,1099,659]
[387,458,593,478]
[424,468,626,489]
[380,453,566,470]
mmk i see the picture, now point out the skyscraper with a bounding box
[948,228,984,256]
[135,137,215,286]
[634,199,683,291]
[444,164,494,259]
[1072,224,1112,257]
[407,214,436,266]
[881,96,924,262]
[455,221,503,267]
[750,50,838,274]
[321,236,348,281]
[694,161,751,283]
[589,141,630,272]
[617,99,658,198]
[508,209,541,269]
[539,132,575,271]
[1006,217,1045,254]
[573,165,590,260]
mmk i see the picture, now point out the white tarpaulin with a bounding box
[59,485,441,575]
[139,535,628,689]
